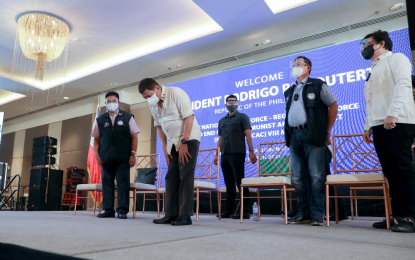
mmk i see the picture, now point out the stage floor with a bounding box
[1,211,414,260]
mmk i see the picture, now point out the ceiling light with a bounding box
[174,64,183,68]
[16,13,70,81]
[264,0,318,14]
[390,3,405,11]
[262,39,272,45]
[63,96,69,100]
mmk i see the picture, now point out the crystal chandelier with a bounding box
[16,13,69,81]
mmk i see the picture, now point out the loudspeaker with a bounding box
[28,168,63,211]
[28,187,62,211]
[33,136,57,147]
[0,162,7,191]
[32,156,56,167]
[32,146,57,156]
[29,168,63,190]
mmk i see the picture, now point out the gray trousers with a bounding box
[165,140,200,217]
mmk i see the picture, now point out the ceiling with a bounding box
[0,0,410,122]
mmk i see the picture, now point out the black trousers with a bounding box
[102,160,130,214]
[165,140,200,217]
[221,153,249,213]
[373,123,415,218]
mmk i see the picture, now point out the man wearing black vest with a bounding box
[284,56,338,226]
[92,91,140,219]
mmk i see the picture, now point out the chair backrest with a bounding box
[135,154,161,186]
[160,167,168,189]
[244,161,257,178]
[195,148,220,191]
[332,134,382,174]
[257,141,291,177]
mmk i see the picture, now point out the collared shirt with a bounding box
[364,51,415,130]
[91,109,140,138]
[148,85,201,155]
[218,111,251,154]
[287,77,336,127]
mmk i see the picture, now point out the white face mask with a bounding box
[106,102,118,112]
[292,67,304,79]
[146,92,159,105]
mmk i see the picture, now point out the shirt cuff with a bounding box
[386,109,399,118]
[181,111,194,118]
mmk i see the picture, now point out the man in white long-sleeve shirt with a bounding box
[361,30,415,233]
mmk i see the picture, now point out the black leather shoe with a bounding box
[217,211,232,218]
[288,215,312,224]
[327,214,348,221]
[117,213,127,219]
[97,211,115,218]
[311,215,324,226]
[372,216,401,229]
[171,215,192,226]
[231,212,250,219]
[281,208,298,218]
[391,217,415,233]
[153,216,178,224]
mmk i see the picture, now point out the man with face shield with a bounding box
[360,30,415,233]
[92,91,140,219]
[284,56,338,226]
[213,95,257,219]
[139,78,201,226]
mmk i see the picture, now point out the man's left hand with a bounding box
[129,155,136,168]
[179,143,192,164]
[326,132,331,146]
[249,151,257,164]
[384,116,397,130]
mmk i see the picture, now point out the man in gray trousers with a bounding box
[139,78,201,226]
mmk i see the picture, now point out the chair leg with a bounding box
[385,183,392,216]
[240,187,244,223]
[196,188,200,222]
[257,190,260,221]
[74,189,79,215]
[209,191,213,215]
[142,193,146,214]
[383,183,391,230]
[217,190,221,220]
[157,191,160,218]
[162,193,165,214]
[289,192,293,210]
[326,184,330,227]
[354,190,358,218]
[283,185,288,225]
[93,190,97,216]
[350,189,354,220]
[334,186,339,224]
[281,190,284,219]
[98,191,102,214]
[133,189,137,218]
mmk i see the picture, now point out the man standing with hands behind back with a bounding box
[92,91,140,219]
[214,95,257,220]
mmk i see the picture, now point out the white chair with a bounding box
[73,184,102,216]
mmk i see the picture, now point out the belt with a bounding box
[289,124,307,132]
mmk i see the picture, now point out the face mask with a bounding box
[146,92,159,105]
[292,67,304,79]
[361,44,375,60]
[106,102,118,112]
[227,105,238,112]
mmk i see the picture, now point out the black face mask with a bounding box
[361,44,375,60]
[227,105,238,112]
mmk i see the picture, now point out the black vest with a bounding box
[284,78,328,147]
[97,110,133,163]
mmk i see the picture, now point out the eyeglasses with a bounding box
[227,100,238,105]
[359,39,376,51]
[291,61,308,68]
[106,100,118,104]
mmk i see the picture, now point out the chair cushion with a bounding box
[242,176,291,185]
[76,184,102,190]
[194,181,216,189]
[220,187,257,192]
[326,174,385,182]
[158,188,166,193]
[130,182,157,190]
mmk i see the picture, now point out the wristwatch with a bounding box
[249,148,254,152]
[181,139,188,144]
[131,151,137,156]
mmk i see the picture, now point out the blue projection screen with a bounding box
[156,28,413,188]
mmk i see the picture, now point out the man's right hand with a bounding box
[96,155,103,170]
[165,153,172,166]
[213,156,218,165]
[363,131,373,144]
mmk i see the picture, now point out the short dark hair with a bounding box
[138,78,159,94]
[363,30,393,51]
[294,56,312,74]
[226,94,238,102]
[105,91,119,100]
